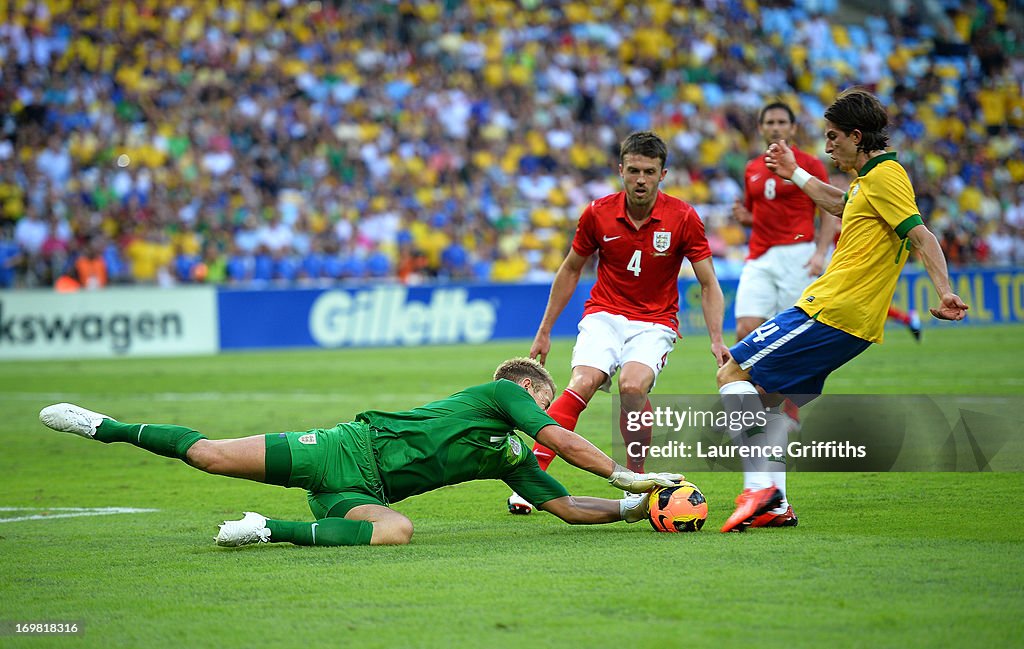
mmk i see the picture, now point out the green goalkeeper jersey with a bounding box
[355,380,570,506]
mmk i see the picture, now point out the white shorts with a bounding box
[571,312,677,392]
[735,242,817,320]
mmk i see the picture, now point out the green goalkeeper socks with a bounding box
[94,420,205,460]
[265,518,374,546]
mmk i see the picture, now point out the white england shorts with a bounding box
[734,242,817,320]
[571,312,677,392]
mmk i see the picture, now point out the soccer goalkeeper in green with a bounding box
[38,357,681,548]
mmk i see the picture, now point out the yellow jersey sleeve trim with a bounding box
[894,214,923,239]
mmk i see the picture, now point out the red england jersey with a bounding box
[742,145,829,259]
[572,191,711,331]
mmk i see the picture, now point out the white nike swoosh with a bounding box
[603,235,621,242]
[310,522,318,543]
[751,174,761,182]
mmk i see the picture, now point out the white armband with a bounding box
[791,167,812,189]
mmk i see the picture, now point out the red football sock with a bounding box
[532,388,588,471]
[887,306,911,325]
[782,398,800,424]
[620,398,653,473]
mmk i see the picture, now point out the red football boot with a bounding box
[720,486,783,533]
[748,504,798,528]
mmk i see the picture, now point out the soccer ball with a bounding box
[648,481,708,532]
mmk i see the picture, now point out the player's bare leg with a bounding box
[344,504,414,545]
[735,316,766,342]
[563,364,606,403]
[617,361,655,474]
[186,437,267,481]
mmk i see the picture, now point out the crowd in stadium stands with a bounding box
[0,0,1022,290]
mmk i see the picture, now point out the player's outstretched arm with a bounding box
[539,494,647,524]
[534,424,682,490]
[906,225,969,321]
[691,257,728,367]
[765,140,845,217]
[535,424,615,476]
[530,249,589,365]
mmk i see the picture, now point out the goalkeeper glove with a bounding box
[620,494,650,523]
[608,464,684,493]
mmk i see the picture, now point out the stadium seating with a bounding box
[0,0,1021,289]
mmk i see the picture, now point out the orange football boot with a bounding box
[749,504,798,528]
[720,486,783,533]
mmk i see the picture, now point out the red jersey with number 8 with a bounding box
[572,191,711,331]
[742,145,829,259]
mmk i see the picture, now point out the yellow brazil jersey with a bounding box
[797,152,923,343]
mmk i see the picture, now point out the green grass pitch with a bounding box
[1,325,1022,648]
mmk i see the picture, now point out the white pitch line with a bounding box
[0,507,159,524]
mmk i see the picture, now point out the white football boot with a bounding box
[39,403,111,439]
[216,512,271,547]
[507,492,533,515]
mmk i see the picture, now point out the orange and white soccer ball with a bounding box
[648,481,708,532]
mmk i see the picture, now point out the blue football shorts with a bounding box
[728,307,872,405]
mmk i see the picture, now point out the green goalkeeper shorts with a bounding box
[264,421,387,518]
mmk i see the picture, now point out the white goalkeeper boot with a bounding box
[39,403,111,439]
[507,492,533,515]
[216,512,271,547]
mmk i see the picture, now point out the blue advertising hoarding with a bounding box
[677,267,1024,334]
[217,268,1024,351]
[218,283,590,350]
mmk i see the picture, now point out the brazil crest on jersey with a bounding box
[355,380,569,506]
[797,152,923,343]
